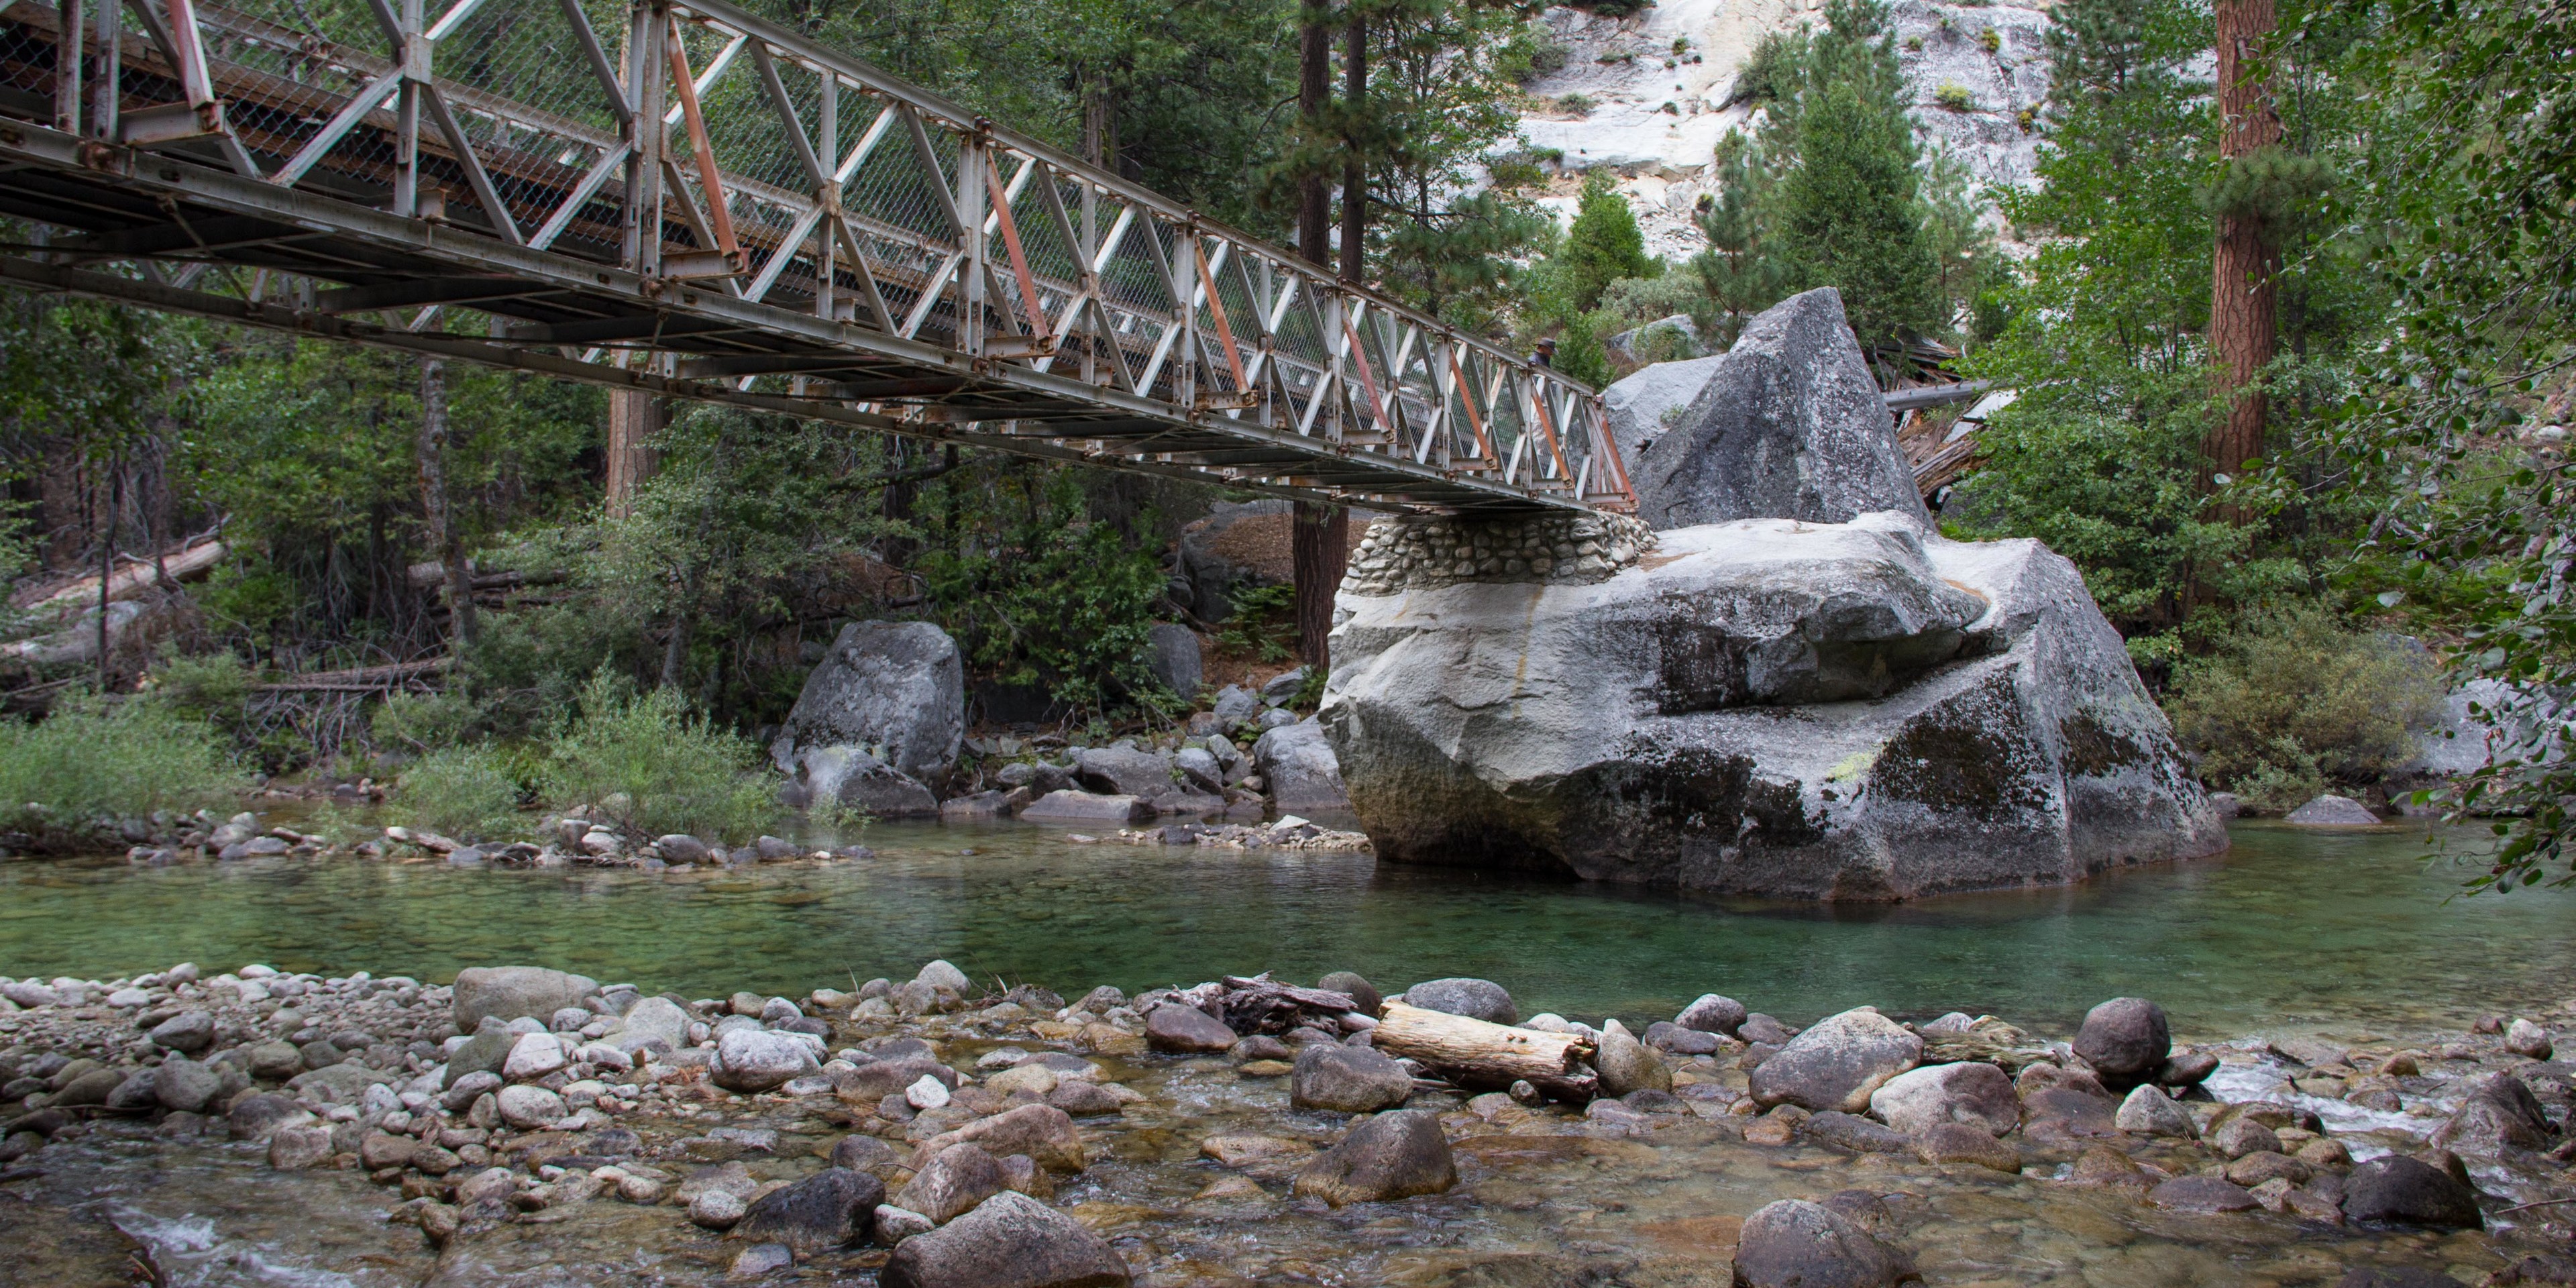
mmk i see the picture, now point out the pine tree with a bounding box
[1690,131,1791,345]
[1558,170,1654,314]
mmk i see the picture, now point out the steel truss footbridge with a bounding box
[0,0,1634,514]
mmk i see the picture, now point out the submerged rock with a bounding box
[2342,1156,2483,1228]
[1289,1043,1413,1114]
[880,1191,1130,1288]
[1292,1110,1457,1207]
[735,1167,884,1250]
[1731,1197,1917,1288]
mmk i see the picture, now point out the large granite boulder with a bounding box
[786,747,940,818]
[1325,511,2224,900]
[1252,718,1350,814]
[1623,288,1929,532]
[773,621,964,788]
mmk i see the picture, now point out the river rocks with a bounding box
[2147,1175,2262,1214]
[616,997,692,1055]
[795,747,941,818]
[1676,994,1748,1036]
[152,1057,221,1112]
[227,1093,305,1141]
[1627,290,1930,533]
[772,621,965,784]
[1402,978,1516,1024]
[1914,1121,2022,1173]
[359,1128,417,1170]
[2286,794,2381,826]
[2343,1156,2483,1228]
[497,1085,567,1128]
[504,1032,569,1081]
[1318,972,1381,1014]
[2213,1116,2283,1159]
[1144,1004,1237,1054]
[2507,1018,2555,1060]
[1252,718,1350,813]
[1730,1197,1917,1288]
[268,1122,335,1170]
[1144,624,1203,701]
[453,966,599,1030]
[1292,1110,1458,1207]
[1750,1008,1922,1112]
[2432,1072,2554,1152]
[2114,1084,2196,1138]
[1325,506,2225,900]
[692,1187,751,1230]
[737,1167,885,1252]
[881,1190,1132,1288]
[898,1143,1008,1224]
[913,1105,1087,1174]
[2072,998,2169,1088]
[1290,1043,1413,1113]
[1868,1061,2015,1136]
[1074,748,1177,800]
[147,1010,215,1054]
[714,1029,821,1093]
[1020,791,1155,824]
[1596,1019,1672,1097]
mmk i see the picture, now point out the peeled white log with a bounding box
[1371,1001,1593,1085]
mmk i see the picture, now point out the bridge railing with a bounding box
[0,0,1635,511]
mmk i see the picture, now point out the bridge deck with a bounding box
[0,0,1632,515]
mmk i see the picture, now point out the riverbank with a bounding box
[4,948,2576,1287]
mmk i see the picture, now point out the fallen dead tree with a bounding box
[1371,1000,1598,1099]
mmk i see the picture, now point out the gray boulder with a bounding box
[894,1143,1006,1224]
[714,1029,820,1093]
[790,746,941,818]
[1144,1004,1236,1055]
[1402,978,1515,1024]
[1867,1061,2015,1136]
[1731,1198,1916,1288]
[2432,1072,2554,1152]
[1144,625,1203,701]
[1595,1019,1670,1097]
[772,621,965,784]
[148,1010,215,1054]
[1603,314,1709,370]
[1073,748,1176,800]
[1019,792,1154,824]
[1252,718,1348,813]
[452,966,598,1031]
[153,1057,223,1112]
[1749,1008,1922,1113]
[2114,1084,2196,1138]
[1676,994,1748,1037]
[1317,971,1381,1014]
[1291,1110,1457,1207]
[2072,997,2170,1088]
[1605,352,1728,467]
[2342,1156,2483,1228]
[1625,288,1929,533]
[1289,1043,1413,1114]
[2287,794,2381,826]
[1324,512,2226,900]
[880,1190,1131,1288]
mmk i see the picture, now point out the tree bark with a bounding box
[417,358,477,647]
[1371,1002,1595,1085]
[1291,0,1346,670]
[1339,7,1367,287]
[2208,0,2281,513]
[96,454,116,692]
[605,387,665,519]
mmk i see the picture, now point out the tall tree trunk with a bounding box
[1291,0,1344,670]
[605,387,665,519]
[2208,0,2281,513]
[417,358,478,648]
[1081,64,1116,170]
[97,454,117,691]
[1339,7,1366,287]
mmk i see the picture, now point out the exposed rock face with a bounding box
[773,621,965,788]
[1326,513,2224,900]
[1627,290,1930,533]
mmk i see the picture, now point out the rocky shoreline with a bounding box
[5,955,2576,1286]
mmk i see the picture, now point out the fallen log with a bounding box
[253,658,450,692]
[1218,973,1357,1035]
[1371,1001,1595,1090]
[13,539,226,616]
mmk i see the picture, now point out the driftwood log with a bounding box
[1214,974,1356,1036]
[1372,1001,1597,1097]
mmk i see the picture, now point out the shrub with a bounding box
[2165,602,2446,804]
[394,746,529,841]
[1217,582,1296,663]
[1905,35,1923,51]
[1556,93,1597,115]
[1977,27,2000,51]
[540,672,775,842]
[1935,82,1976,111]
[0,694,249,845]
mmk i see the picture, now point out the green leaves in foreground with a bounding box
[538,672,775,844]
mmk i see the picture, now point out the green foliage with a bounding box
[2196,144,2335,229]
[1690,132,1793,346]
[0,694,248,845]
[394,745,530,841]
[1976,26,2000,52]
[1216,582,1296,663]
[2164,602,2443,802]
[1555,172,1656,315]
[1497,27,1570,85]
[1729,29,1807,107]
[1555,93,1596,115]
[1934,82,1974,111]
[541,672,774,843]
[140,650,262,756]
[370,688,484,753]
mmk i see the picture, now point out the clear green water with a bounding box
[2,820,2567,1038]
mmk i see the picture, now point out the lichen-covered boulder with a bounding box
[773,621,964,787]
[1324,513,2224,900]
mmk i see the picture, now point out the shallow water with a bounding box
[3,820,2569,1040]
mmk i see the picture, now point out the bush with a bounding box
[541,672,776,843]
[1935,82,1976,111]
[1977,26,2000,51]
[2164,602,2445,805]
[394,746,529,841]
[0,694,249,845]
[1555,93,1597,115]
